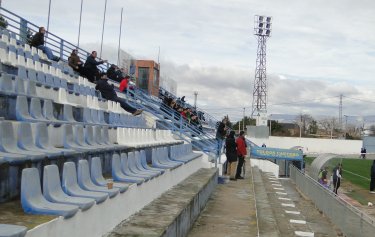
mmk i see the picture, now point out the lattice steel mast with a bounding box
[251,16,272,122]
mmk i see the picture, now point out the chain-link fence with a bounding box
[290,165,375,237]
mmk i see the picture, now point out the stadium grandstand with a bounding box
[0,3,375,237]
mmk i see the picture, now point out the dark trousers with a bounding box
[333,178,341,194]
[112,97,137,114]
[236,155,245,178]
[370,177,375,191]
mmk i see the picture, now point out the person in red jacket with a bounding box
[236,131,247,179]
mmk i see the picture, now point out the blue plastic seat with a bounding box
[0,73,15,95]
[151,148,175,169]
[74,125,102,152]
[27,69,38,83]
[15,96,39,122]
[91,157,128,193]
[83,108,94,124]
[34,122,77,156]
[62,124,92,152]
[52,76,61,90]
[0,121,45,161]
[44,73,54,89]
[36,71,46,87]
[42,99,61,123]
[29,98,49,122]
[121,153,151,181]
[63,104,79,123]
[101,126,127,150]
[43,165,95,211]
[25,80,37,97]
[21,168,79,218]
[128,152,157,178]
[92,126,121,151]
[133,151,161,176]
[14,77,26,95]
[77,160,119,198]
[62,162,108,204]
[0,224,27,237]
[83,125,110,151]
[140,150,165,174]
[111,154,144,185]
[17,122,61,158]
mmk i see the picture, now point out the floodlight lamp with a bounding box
[258,29,263,35]
[266,30,271,36]
[266,23,271,29]
[259,23,264,28]
[266,17,272,23]
[258,16,264,21]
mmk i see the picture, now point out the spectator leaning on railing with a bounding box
[30,26,60,62]
[84,51,107,83]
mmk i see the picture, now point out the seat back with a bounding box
[91,157,106,185]
[30,97,45,120]
[17,122,35,150]
[43,164,63,200]
[21,168,43,212]
[16,95,32,121]
[0,121,17,151]
[62,162,78,191]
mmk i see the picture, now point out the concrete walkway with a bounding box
[187,161,258,237]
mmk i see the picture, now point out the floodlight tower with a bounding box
[251,15,272,126]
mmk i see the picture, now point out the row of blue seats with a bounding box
[21,146,199,218]
[0,29,75,76]
[16,67,98,98]
[0,121,121,165]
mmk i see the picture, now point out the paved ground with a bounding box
[187,161,258,237]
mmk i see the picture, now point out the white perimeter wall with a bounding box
[250,136,363,155]
[25,153,212,237]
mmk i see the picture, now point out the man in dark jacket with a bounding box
[95,74,142,116]
[332,163,342,195]
[84,51,107,82]
[215,117,228,161]
[225,131,238,180]
[30,27,59,61]
[370,160,375,193]
[107,64,122,82]
[68,49,84,75]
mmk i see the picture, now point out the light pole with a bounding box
[269,114,272,136]
[194,91,198,110]
[242,107,246,131]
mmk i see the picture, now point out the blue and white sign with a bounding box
[251,146,303,160]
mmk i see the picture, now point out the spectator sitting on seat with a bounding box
[107,64,122,82]
[68,49,84,76]
[30,27,60,62]
[119,75,130,93]
[84,51,107,83]
[95,73,142,116]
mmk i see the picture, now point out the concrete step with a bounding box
[252,167,281,237]
[105,168,218,237]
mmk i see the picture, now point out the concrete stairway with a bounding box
[104,168,218,237]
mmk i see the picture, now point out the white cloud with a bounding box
[4,0,375,121]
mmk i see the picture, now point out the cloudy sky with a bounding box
[4,0,375,122]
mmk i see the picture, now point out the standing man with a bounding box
[225,131,238,181]
[215,117,228,162]
[30,27,60,61]
[361,147,367,159]
[84,51,107,82]
[332,163,342,195]
[370,160,375,194]
[236,131,247,180]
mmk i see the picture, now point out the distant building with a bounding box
[279,123,299,136]
[135,60,160,96]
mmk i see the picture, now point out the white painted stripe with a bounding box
[295,231,314,237]
[281,203,295,207]
[290,219,306,224]
[278,197,291,201]
[272,184,282,186]
[285,210,300,214]
[273,187,285,190]
[276,192,288,195]
[268,178,277,180]
[269,180,280,183]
